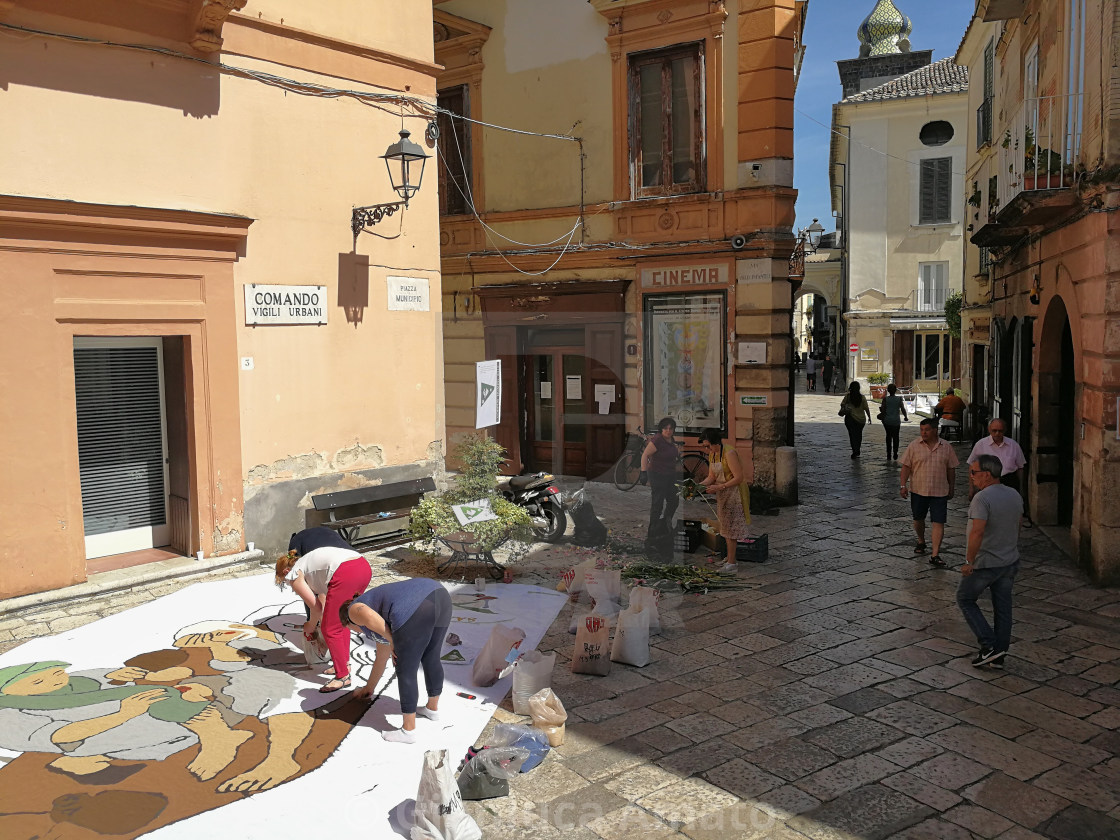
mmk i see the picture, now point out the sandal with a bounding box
[928,555,946,568]
[914,542,927,554]
[319,677,351,693]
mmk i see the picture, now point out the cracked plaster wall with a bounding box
[243,439,446,562]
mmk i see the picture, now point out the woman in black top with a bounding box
[641,417,679,559]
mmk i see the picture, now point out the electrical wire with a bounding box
[796,106,967,178]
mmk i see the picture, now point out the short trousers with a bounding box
[910,492,948,524]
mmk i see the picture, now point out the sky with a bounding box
[793,0,977,234]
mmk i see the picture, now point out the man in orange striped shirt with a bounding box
[899,418,959,567]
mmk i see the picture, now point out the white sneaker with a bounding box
[381,727,417,743]
[416,706,440,721]
[718,563,738,574]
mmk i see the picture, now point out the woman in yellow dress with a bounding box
[697,429,751,574]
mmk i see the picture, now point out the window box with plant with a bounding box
[408,434,534,579]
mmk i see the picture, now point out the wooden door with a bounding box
[524,348,588,476]
[892,330,914,387]
[585,322,625,479]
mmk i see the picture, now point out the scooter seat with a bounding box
[508,473,547,490]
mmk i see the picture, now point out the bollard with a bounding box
[775,445,798,505]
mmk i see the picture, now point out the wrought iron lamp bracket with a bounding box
[351,201,406,238]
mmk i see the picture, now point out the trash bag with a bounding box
[527,687,568,746]
[571,614,612,677]
[628,585,661,634]
[511,650,556,715]
[471,624,526,687]
[610,605,651,667]
[410,749,482,840]
[456,746,529,800]
[491,723,550,772]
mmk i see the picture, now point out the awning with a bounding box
[888,318,948,330]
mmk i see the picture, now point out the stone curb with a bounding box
[0,549,267,619]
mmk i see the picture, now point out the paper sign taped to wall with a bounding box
[476,360,501,429]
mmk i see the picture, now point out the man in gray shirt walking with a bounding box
[958,454,1023,668]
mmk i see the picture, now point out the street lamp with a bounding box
[351,127,431,237]
[788,218,826,280]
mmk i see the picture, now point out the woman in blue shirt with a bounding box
[340,578,451,743]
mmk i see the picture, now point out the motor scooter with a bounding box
[496,473,566,542]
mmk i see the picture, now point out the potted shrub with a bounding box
[867,372,890,400]
[408,434,534,576]
[1022,127,1064,190]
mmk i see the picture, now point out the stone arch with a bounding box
[1035,289,1076,528]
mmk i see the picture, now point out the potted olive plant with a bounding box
[867,372,890,400]
[408,434,534,577]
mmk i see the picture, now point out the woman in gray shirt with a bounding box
[879,383,908,460]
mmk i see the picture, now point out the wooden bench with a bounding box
[311,477,436,550]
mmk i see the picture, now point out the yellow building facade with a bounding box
[434,0,805,487]
[0,1,445,597]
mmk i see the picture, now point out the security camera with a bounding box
[730,234,748,251]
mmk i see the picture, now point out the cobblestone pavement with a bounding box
[2,383,1119,840]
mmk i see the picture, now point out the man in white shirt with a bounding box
[967,419,1033,526]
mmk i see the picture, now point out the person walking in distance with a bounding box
[838,381,871,458]
[899,417,959,567]
[879,383,909,460]
[804,355,817,392]
[640,417,680,559]
[967,419,1033,527]
[957,454,1023,668]
[822,355,835,393]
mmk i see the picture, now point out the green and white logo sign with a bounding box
[452,498,499,526]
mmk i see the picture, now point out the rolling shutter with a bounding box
[74,339,169,556]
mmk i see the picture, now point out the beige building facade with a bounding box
[434,0,806,488]
[0,1,445,598]
[830,2,967,395]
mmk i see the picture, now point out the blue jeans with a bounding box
[956,562,1018,652]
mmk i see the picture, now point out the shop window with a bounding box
[642,292,724,434]
[918,157,952,224]
[629,44,704,197]
[437,85,472,216]
[918,262,949,311]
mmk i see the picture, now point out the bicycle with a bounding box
[612,427,711,490]
[612,428,648,490]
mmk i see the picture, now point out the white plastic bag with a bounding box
[411,749,482,840]
[293,627,331,668]
[472,624,526,687]
[628,585,661,634]
[571,614,612,676]
[527,687,568,747]
[511,650,556,715]
[610,605,651,667]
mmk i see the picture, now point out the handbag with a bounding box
[838,404,849,417]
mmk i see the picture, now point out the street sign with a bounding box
[849,342,859,352]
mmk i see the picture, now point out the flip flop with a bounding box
[914,542,927,554]
[319,677,351,693]
[928,555,946,568]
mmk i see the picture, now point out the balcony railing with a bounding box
[997,94,1082,209]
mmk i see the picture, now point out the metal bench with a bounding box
[311,477,436,550]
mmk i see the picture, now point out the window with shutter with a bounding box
[918,262,949,311]
[629,44,705,197]
[437,86,471,216]
[919,157,952,224]
[74,338,170,559]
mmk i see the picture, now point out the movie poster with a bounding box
[644,293,725,432]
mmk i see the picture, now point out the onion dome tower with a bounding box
[857,0,913,58]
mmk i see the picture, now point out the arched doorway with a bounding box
[1036,296,1076,526]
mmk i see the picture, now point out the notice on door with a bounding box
[594,384,614,415]
[540,381,552,399]
[245,284,327,325]
[476,360,501,429]
[565,376,582,400]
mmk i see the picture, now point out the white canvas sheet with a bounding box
[0,574,566,839]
